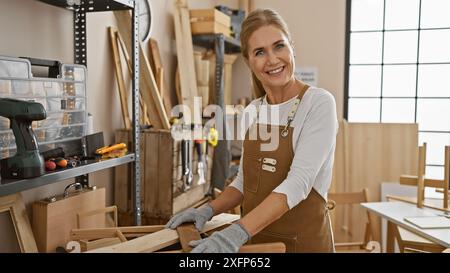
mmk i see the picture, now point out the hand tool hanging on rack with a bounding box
[195,139,206,185]
[181,139,193,191]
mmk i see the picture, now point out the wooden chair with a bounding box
[328,188,380,253]
[391,145,449,253]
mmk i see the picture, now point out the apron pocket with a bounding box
[243,154,261,193]
[252,230,298,253]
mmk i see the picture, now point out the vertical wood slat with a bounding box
[330,121,418,244]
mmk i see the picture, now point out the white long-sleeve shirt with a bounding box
[229,86,339,209]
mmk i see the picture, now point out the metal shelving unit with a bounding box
[192,33,241,190]
[0,154,135,197]
[0,0,142,224]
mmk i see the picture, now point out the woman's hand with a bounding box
[189,223,250,253]
[165,204,214,231]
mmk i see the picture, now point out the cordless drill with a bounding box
[0,98,46,179]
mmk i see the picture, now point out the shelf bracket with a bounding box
[74,1,87,66]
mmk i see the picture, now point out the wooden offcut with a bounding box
[190,9,231,37]
[177,223,201,252]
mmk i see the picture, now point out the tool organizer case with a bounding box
[0,56,87,160]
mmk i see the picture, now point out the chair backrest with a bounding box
[328,188,376,247]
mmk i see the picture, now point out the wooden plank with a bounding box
[191,21,231,37]
[108,26,131,130]
[331,122,418,245]
[417,144,426,208]
[87,213,240,253]
[144,132,160,216]
[149,38,172,114]
[114,10,170,129]
[174,0,199,123]
[177,223,201,252]
[189,9,231,27]
[116,31,151,125]
[158,130,174,217]
[173,184,208,214]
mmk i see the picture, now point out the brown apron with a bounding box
[242,85,335,253]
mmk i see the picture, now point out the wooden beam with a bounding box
[174,0,200,124]
[108,26,131,130]
[114,10,170,129]
[116,31,151,125]
[86,213,239,253]
[149,38,172,114]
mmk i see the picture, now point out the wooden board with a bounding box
[177,223,201,252]
[108,26,131,130]
[113,10,170,129]
[330,121,418,244]
[87,213,239,253]
[191,21,231,37]
[32,188,106,252]
[189,9,231,27]
[148,38,172,114]
[174,0,199,124]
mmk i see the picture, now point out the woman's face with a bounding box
[246,25,295,90]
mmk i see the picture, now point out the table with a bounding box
[361,201,450,252]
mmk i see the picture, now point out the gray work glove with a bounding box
[189,222,251,253]
[165,204,214,231]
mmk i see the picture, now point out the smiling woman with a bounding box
[165,8,339,253]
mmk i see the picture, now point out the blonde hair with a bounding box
[240,9,293,98]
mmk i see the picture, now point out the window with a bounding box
[345,0,450,179]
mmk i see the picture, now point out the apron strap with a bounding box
[256,84,310,137]
[281,84,309,137]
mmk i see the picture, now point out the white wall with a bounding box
[248,0,347,118]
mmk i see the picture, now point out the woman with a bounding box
[166,8,338,253]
